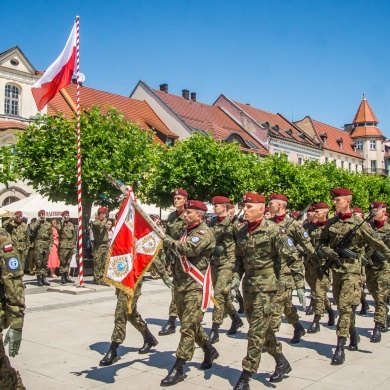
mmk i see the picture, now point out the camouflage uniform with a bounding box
[30,220,53,276]
[3,218,29,272]
[234,218,298,374]
[58,220,76,274]
[91,218,108,284]
[0,230,26,389]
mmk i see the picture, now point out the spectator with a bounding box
[106,219,115,247]
[48,219,60,278]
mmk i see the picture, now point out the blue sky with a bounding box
[3,0,390,137]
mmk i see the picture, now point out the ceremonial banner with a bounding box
[104,187,162,306]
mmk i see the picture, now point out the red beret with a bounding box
[352,207,363,214]
[269,193,289,202]
[14,211,22,216]
[38,209,45,215]
[185,200,208,211]
[98,207,108,214]
[211,196,230,204]
[307,205,315,212]
[290,211,300,218]
[242,192,266,203]
[229,204,235,210]
[330,188,352,197]
[313,203,330,210]
[61,210,70,216]
[173,188,188,197]
[370,201,387,209]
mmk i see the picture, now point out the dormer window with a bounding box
[319,132,328,143]
[336,138,343,149]
[285,129,293,136]
[271,125,279,132]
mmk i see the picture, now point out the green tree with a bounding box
[0,145,17,186]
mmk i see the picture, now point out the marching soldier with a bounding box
[232,193,298,389]
[0,228,26,389]
[159,189,188,336]
[227,203,236,218]
[318,188,390,365]
[208,196,242,344]
[58,210,76,285]
[3,211,29,273]
[30,210,53,287]
[160,200,218,386]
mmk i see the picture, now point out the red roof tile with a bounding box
[0,120,28,130]
[153,89,268,155]
[353,96,378,123]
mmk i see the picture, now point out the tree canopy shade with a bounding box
[0,145,17,186]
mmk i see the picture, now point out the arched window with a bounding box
[2,196,20,206]
[4,84,20,116]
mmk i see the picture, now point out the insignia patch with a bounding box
[287,238,294,247]
[8,257,19,270]
[191,236,200,243]
[198,230,205,235]
[3,243,13,252]
[303,231,309,238]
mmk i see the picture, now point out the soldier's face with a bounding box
[184,209,201,225]
[314,209,328,221]
[333,196,350,213]
[39,213,45,220]
[243,203,263,222]
[174,195,186,209]
[213,203,226,216]
[373,208,386,221]
[264,211,272,219]
[227,208,235,218]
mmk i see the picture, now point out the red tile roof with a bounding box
[352,96,378,123]
[48,84,178,145]
[152,89,268,155]
[0,120,28,130]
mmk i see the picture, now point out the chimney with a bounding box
[190,92,197,102]
[182,89,190,100]
[159,83,168,93]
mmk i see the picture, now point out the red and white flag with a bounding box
[104,187,162,306]
[32,22,77,110]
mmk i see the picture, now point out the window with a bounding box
[349,163,351,171]
[371,160,377,171]
[370,140,376,150]
[341,161,344,169]
[298,157,302,165]
[325,157,329,163]
[356,164,359,172]
[4,84,19,116]
[356,140,363,150]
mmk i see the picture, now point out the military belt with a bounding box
[246,268,274,277]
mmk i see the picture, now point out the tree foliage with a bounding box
[0,145,17,186]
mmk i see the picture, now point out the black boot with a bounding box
[233,370,252,390]
[305,297,314,315]
[139,326,158,354]
[331,337,346,365]
[160,358,185,386]
[227,313,244,335]
[159,316,176,336]
[64,272,74,283]
[236,290,245,314]
[36,275,43,287]
[327,308,336,326]
[359,298,369,315]
[371,322,382,343]
[41,275,51,286]
[61,272,67,285]
[307,314,321,333]
[348,330,360,351]
[200,342,219,369]
[382,316,389,332]
[99,341,119,366]
[269,353,292,382]
[291,322,305,344]
[209,322,220,344]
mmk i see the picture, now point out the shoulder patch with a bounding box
[287,238,294,247]
[8,257,19,270]
[198,230,205,235]
[191,236,200,243]
[3,243,13,252]
[303,231,309,238]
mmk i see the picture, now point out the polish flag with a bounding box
[32,22,77,111]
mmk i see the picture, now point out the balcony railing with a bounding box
[363,168,388,176]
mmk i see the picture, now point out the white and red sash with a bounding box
[179,231,213,312]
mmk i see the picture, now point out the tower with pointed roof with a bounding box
[347,95,388,175]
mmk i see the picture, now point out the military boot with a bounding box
[327,308,336,326]
[139,326,158,354]
[307,314,321,333]
[209,322,220,344]
[159,316,176,336]
[200,342,219,369]
[236,290,245,314]
[36,275,43,287]
[99,341,119,366]
[331,337,346,365]
[305,297,314,315]
[348,330,360,351]
[359,298,369,315]
[61,272,67,285]
[233,370,252,390]
[41,275,51,286]
[64,273,74,283]
[381,316,389,332]
[227,313,244,335]
[160,358,185,386]
[269,353,292,382]
[291,322,305,344]
[371,322,382,343]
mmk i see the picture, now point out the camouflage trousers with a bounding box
[168,287,178,317]
[15,250,26,274]
[291,261,305,290]
[93,245,108,284]
[305,261,317,293]
[175,288,208,362]
[27,247,36,275]
[34,243,50,276]
[211,267,236,325]
[0,331,25,390]
[332,271,360,338]
[59,247,74,274]
[313,273,332,317]
[111,285,146,344]
[242,290,278,373]
[366,267,390,325]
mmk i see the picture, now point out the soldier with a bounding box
[58,210,76,285]
[232,193,298,389]
[159,189,188,336]
[318,188,390,365]
[208,196,243,344]
[30,210,53,286]
[228,203,236,218]
[26,218,37,275]
[0,228,26,389]
[366,201,390,342]
[160,200,218,386]
[3,211,29,273]
[306,203,336,333]
[91,207,109,285]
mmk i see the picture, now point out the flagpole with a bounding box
[75,15,84,287]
